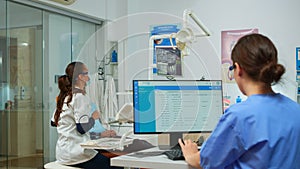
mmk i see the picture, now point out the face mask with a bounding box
[86,79,91,86]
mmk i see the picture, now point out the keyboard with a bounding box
[162,144,201,160]
[163,147,185,160]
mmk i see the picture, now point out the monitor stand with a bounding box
[159,132,183,150]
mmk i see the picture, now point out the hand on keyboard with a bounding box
[163,148,185,160]
[163,144,185,160]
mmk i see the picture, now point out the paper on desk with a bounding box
[80,137,134,150]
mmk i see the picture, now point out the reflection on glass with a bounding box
[1,1,101,169]
[1,1,43,168]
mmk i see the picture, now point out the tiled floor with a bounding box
[0,154,43,169]
[0,166,41,168]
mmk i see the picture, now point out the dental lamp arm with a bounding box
[183,9,211,36]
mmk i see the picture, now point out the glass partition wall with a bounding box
[0,2,44,169]
[0,1,101,168]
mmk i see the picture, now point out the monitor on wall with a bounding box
[133,80,223,148]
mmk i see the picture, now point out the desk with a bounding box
[111,147,194,169]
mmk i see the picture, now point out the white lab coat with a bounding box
[103,75,118,122]
[51,93,97,165]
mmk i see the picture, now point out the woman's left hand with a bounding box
[91,111,100,120]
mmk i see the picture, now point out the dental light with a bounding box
[175,9,211,55]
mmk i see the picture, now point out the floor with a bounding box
[0,154,43,169]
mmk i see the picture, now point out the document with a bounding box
[80,137,134,150]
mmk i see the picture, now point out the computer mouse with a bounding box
[197,136,204,146]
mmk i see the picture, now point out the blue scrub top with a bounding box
[200,93,300,169]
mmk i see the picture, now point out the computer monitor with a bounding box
[133,80,223,147]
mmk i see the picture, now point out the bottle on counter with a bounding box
[236,96,242,103]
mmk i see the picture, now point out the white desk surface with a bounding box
[111,147,195,169]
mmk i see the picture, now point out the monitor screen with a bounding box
[133,80,223,138]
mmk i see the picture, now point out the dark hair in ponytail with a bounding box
[54,61,85,126]
[231,33,285,85]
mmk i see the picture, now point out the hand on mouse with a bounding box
[178,138,201,169]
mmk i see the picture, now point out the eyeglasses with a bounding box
[80,72,89,76]
[227,64,236,80]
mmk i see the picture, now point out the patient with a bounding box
[179,33,300,168]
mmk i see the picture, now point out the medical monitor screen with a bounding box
[133,80,223,134]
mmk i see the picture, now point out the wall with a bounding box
[115,0,300,103]
[23,0,299,103]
